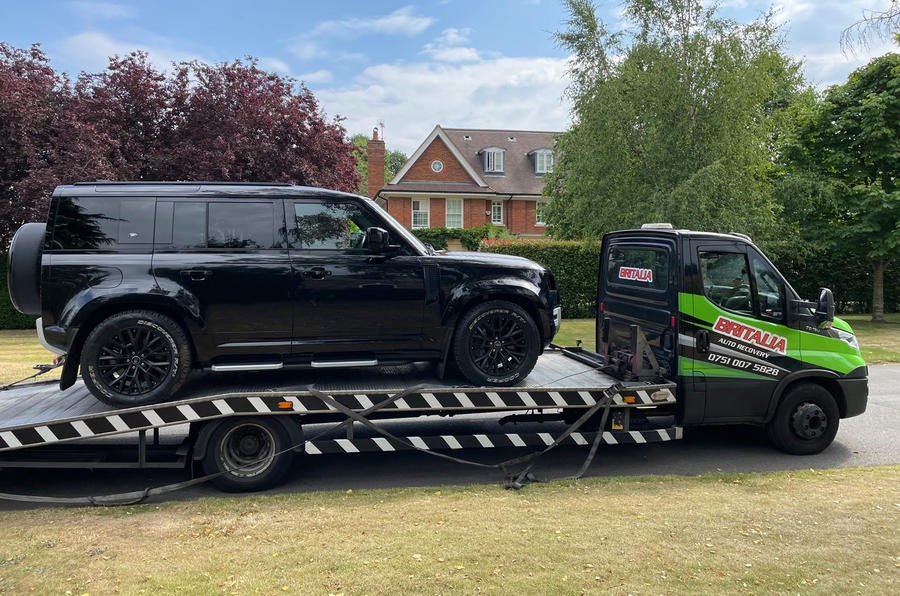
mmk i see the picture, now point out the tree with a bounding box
[350,133,407,195]
[543,0,804,241]
[781,53,900,321]
[841,1,900,52]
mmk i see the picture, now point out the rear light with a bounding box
[599,302,604,312]
[671,316,676,327]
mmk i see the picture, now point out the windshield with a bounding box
[364,198,428,254]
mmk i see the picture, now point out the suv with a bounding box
[8,182,561,405]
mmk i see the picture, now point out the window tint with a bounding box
[208,202,274,249]
[51,197,154,250]
[292,202,381,250]
[750,251,785,321]
[607,246,668,291]
[699,251,753,315]
[154,201,208,248]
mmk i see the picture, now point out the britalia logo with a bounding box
[713,316,787,355]
[619,267,653,282]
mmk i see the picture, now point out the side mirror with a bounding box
[364,227,389,253]
[816,287,835,326]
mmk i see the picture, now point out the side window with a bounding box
[51,197,154,250]
[699,251,753,315]
[750,252,785,321]
[207,202,275,249]
[291,202,381,250]
[154,201,207,248]
[607,246,668,291]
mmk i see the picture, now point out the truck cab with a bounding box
[598,224,868,454]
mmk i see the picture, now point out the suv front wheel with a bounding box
[453,300,540,387]
[81,310,192,405]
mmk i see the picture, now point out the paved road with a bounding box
[0,366,897,508]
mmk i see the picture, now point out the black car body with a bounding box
[9,182,560,404]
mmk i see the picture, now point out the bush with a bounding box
[0,253,38,329]
[411,224,516,251]
[478,239,602,318]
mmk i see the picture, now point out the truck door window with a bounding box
[291,202,380,250]
[607,246,668,291]
[699,251,753,315]
[749,252,785,321]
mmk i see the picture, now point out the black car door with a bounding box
[286,197,426,360]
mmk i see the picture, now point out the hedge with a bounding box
[411,224,514,251]
[478,239,602,318]
[0,253,38,329]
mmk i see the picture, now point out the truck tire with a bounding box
[81,310,192,406]
[453,300,540,386]
[7,223,46,315]
[202,417,294,492]
[766,382,839,455]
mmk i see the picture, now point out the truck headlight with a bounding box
[834,328,859,351]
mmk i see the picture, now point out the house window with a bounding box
[491,201,503,225]
[536,200,549,226]
[431,160,443,173]
[446,198,463,229]
[534,149,553,175]
[412,199,430,229]
[483,148,505,174]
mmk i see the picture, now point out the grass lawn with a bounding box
[554,314,900,364]
[0,467,895,594]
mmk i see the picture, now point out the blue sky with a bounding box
[2,1,896,153]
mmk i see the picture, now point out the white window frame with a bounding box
[534,149,553,175]
[412,198,430,229]
[491,201,503,225]
[483,148,505,174]
[445,198,463,229]
[535,200,549,226]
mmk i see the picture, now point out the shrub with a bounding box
[478,239,602,318]
[411,224,515,251]
[0,253,38,329]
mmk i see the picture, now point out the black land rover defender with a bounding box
[7,182,561,405]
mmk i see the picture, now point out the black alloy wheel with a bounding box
[95,325,173,396]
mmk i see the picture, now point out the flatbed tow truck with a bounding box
[0,224,867,499]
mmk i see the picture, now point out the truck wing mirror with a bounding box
[364,227,389,253]
[816,287,835,327]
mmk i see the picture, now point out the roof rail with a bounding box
[73,181,292,187]
[730,232,753,243]
[641,223,673,229]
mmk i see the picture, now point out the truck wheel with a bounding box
[7,223,46,315]
[453,300,540,386]
[766,383,839,455]
[81,310,192,406]
[202,418,294,492]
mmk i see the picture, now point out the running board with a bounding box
[211,363,283,372]
[310,359,378,369]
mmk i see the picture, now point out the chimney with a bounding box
[367,126,385,200]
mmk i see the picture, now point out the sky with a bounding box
[2,0,896,154]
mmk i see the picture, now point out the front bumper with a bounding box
[837,376,868,418]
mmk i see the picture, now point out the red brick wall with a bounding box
[405,138,475,183]
[465,199,490,228]
[507,200,544,235]
[430,198,445,228]
[387,196,411,228]
[367,139,385,199]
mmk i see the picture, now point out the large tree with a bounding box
[780,53,900,321]
[544,0,804,240]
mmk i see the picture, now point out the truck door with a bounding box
[598,237,677,378]
[686,239,798,422]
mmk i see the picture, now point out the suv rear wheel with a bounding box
[81,310,192,405]
[453,300,540,386]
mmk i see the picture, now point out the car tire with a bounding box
[766,382,839,455]
[202,417,295,492]
[81,310,192,406]
[7,222,46,315]
[453,300,540,386]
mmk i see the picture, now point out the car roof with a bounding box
[53,181,366,201]
[603,227,755,245]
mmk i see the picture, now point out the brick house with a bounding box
[367,125,557,239]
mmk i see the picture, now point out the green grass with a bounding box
[555,314,900,363]
[0,467,895,594]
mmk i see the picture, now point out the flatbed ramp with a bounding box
[0,349,680,473]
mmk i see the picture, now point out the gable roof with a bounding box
[385,125,558,197]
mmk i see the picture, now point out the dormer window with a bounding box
[533,149,554,175]
[482,147,505,174]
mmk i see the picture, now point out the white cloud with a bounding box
[797,37,897,87]
[54,31,200,73]
[257,56,292,75]
[68,1,136,20]
[422,27,480,62]
[316,56,571,154]
[297,69,333,84]
[772,1,816,25]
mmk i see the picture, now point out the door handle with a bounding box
[180,269,212,281]
[302,266,332,280]
[696,329,710,354]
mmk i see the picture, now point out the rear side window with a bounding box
[607,246,668,291]
[50,197,155,250]
[154,200,277,249]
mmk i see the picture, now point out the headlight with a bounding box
[833,328,859,351]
